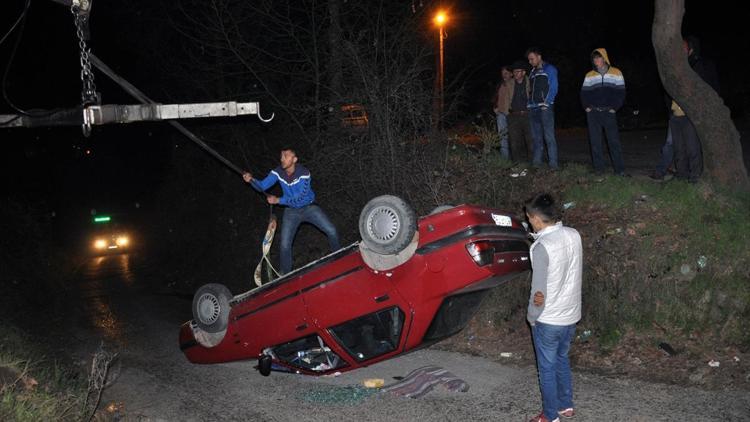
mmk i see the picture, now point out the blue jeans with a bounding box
[529,107,559,169]
[586,110,625,174]
[654,127,673,177]
[496,112,509,159]
[532,322,576,421]
[280,205,340,274]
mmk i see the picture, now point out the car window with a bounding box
[422,290,488,342]
[271,335,346,372]
[328,307,404,362]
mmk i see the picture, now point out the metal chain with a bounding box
[71,3,98,106]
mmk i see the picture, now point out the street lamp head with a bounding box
[434,11,448,27]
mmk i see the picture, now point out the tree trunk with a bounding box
[652,0,749,191]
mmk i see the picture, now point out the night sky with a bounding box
[1,0,746,231]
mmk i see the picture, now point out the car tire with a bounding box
[429,204,455,215]
[192,283,232,334]
[359,195,417,256]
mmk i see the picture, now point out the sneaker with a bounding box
[529,412,560,422]
[616,172,631,178]
[558,408,575,418]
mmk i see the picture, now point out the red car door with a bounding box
[302,265,413,367]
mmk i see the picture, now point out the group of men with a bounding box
[494,40,718,182]
[493,47,562,171]
[493,46,625,175]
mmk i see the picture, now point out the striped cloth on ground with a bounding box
[381,365,469,399]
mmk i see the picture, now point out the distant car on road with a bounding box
[179,196,530,376]
[89,215,132,255]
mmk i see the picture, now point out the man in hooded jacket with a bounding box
[580,48,627,176]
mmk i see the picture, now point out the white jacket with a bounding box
[530,222,583,326]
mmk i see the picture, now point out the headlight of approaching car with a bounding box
[94,239,107,249]
[116,236,129,246]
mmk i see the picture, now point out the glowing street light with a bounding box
[434,11,448,26]
[434,10,448,127]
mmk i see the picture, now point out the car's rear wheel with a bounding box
[359,195,417,256]
[192,283,232,334]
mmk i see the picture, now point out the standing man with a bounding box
[525,193,582,422]
[667,36,719,184]
[507,60,534,163]
[526,47,560,170]
[243,147,340,275]
[580,48,627,176]
[493,65,514,160]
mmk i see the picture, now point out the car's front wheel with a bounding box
[192,283,232,334]
[359,195,417,256]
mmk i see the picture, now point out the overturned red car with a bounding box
[179,195,530,376]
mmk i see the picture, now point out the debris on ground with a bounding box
[658,342,677,357]
[382,366,469,399]
[576,330,592,343]
[708,360,720,368]
[299,385,378,405]
[363,378,384,388]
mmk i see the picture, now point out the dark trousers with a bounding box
[586,110,625,174]
[669,116,702,182]
[508,112,533,162]
[280,205,340,274]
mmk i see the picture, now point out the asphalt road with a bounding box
[61,253,749,421]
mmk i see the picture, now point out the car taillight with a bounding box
[466,241,495,266]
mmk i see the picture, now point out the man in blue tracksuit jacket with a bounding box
[243,147,340,274]
[526,47,560,170]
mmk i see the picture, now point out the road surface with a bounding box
[60,253,749,421]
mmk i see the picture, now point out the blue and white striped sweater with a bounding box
[253,165,316,208]
[580,48,626,110]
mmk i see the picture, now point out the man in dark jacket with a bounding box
[526,47,560,170]
[580,48,627,176]
[507,60,533,163]
[665,36,720,183]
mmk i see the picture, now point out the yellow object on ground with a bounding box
[363,378,385,388]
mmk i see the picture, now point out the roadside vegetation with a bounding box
[0,325,84,421]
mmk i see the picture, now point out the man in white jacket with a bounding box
[525,193,582,422]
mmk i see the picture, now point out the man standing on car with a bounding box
[243,147,340,274]
[527,47,560,170]
[525,193,582,422]
[580,48,627,176]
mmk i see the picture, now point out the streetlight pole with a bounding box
[434,11,447,128]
